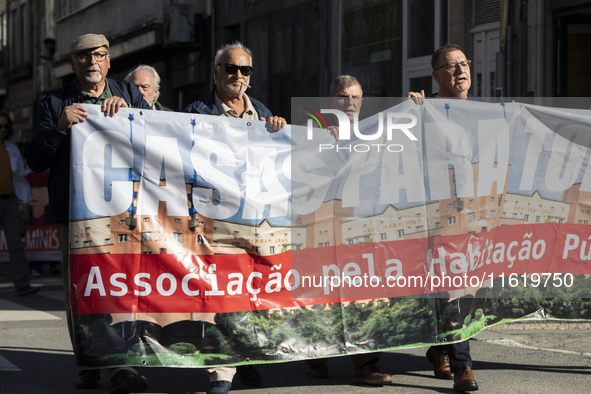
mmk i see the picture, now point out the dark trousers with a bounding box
[0,194,31,291]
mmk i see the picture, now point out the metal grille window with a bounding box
[474,0,500,26]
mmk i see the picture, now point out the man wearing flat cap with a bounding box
[27,33,151,394]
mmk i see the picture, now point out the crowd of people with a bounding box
[1,32,482,394]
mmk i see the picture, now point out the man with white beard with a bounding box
[27,33,151,394]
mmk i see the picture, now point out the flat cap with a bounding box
[70,34,109,55]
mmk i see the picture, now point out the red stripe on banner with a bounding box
[70,223,591,314]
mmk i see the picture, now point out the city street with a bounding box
[1,264,590,394]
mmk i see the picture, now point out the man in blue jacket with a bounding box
[184,41,285,394]
[185,41,285,131]
[27,33,151,394]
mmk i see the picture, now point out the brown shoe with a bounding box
[453,366,479,392]
[352,363,393,386]
[426,347,453,380]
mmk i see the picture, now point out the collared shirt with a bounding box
[215,92,259,120]
[75,79,113,105]
[0,144,14,195]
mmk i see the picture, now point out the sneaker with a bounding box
[206,380,231,394]
[109,370,147,394]
[351,363,393,386]
[16,286,41,296]
[75,369,101,389]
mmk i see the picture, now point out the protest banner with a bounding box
[69,100,591,368]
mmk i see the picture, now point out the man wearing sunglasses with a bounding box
[184,41,284,394]
[27,33,151,394]
[406,44,480,393]
[185,41,286,131]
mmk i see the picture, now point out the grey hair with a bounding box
[124,64,161,102]
[329,75,362,97]
[213,41,253,75]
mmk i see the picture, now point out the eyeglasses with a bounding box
[216,63,254,76]
[435,60,471,72]
[76,51,109,64]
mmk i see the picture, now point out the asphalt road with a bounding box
[1,263,590,394]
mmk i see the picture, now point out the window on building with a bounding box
[416,225,424,231]
[524,214,529,221]
[435,221,441,227]
[447,216,456,225]
[585,220,589,225]
[512,213,517,219]
[468,212,475,222]
[295,245,301,250]
[535,216,540,223]
[407,0,434,58]
[142,232,152,241]
[416,213,421,217]
[490,196,495,201]
[578,220,583,224]
[119,219,126,224]
[143,217,150,222]
[175,218,182,223]
[118,234,128,243]
[85,227,91,232]
[270,246,275,254]
[197,235,205,244]
[233,231,239,235]
[172,232,183,242]
[397,229,405,237]
[469,199,474,204]
[83,240,92,247]
[105,238,110,244]
[491,210,496,219]
[318,243,323,248]
[380,233,387,241]
[348,240,354,244]
[325,242,330,247]
[159,248,167,254]
[106,224,110,229]
[447,203,453,208]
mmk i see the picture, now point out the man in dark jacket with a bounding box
[184,41,284,394]
[406,43,479,393]
[27,33,151,394]
[185,41,285,131]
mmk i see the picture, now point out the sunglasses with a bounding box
[216,63,254,76]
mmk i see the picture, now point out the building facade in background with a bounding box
[2,0,591,146]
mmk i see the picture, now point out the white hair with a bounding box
[124,64,161,102]
[213,41,253,82]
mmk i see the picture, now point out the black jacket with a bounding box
[27,79,151,223]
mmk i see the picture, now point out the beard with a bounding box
[84,67,103,83]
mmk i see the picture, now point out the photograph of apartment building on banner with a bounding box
[68,163,591,259]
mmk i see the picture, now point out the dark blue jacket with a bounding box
[27,79,151,223]
[184,87,273,118]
